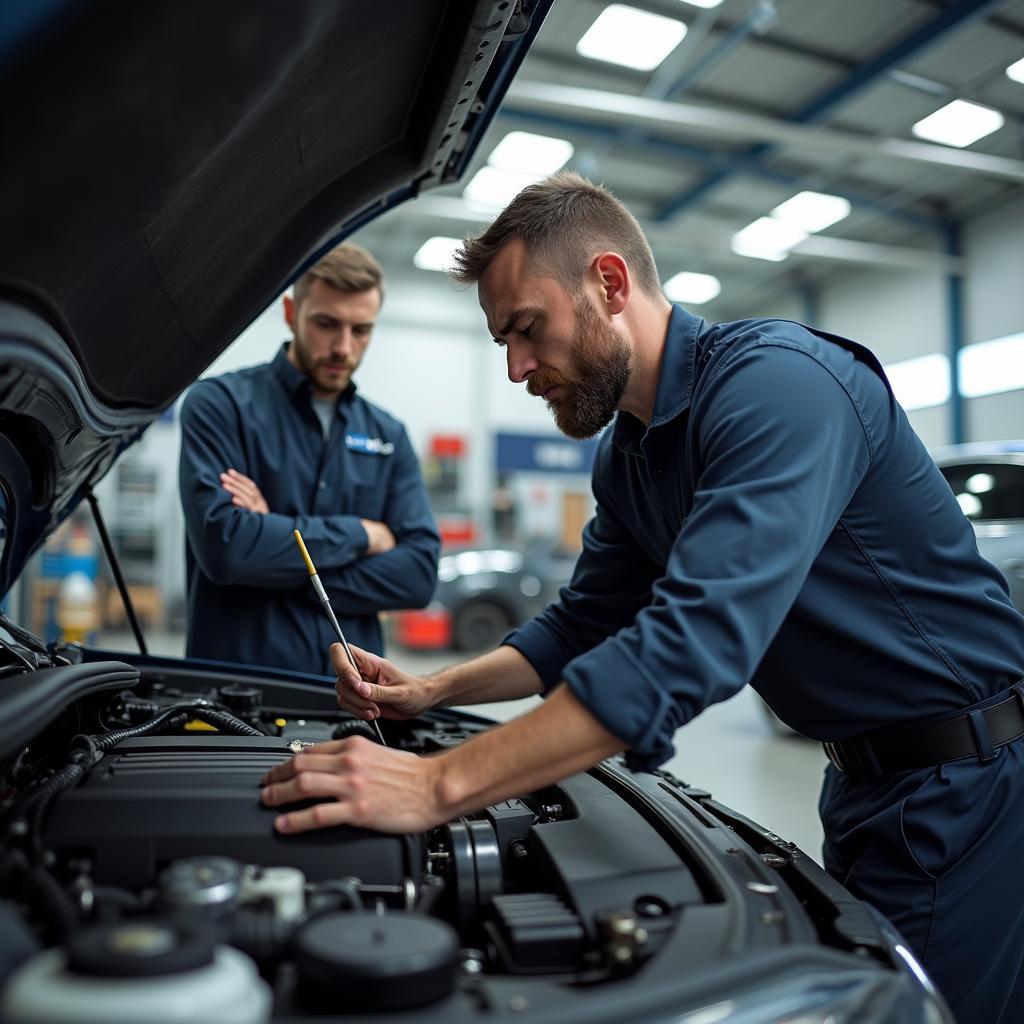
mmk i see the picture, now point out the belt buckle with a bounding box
[1012,680,1024,716]
[824,741,850,773]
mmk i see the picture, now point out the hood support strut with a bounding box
[84,487,147,656]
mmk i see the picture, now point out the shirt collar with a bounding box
[271,342,357,407]
[611,304,704,455]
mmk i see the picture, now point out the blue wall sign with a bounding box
[495,432,598,475]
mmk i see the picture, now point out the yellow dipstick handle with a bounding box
[292,529,386,747]
[294,529,317,576]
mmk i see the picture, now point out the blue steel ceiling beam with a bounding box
[661,1,777,103]
[611,1,859,71]
[496,106,941,230]
[505,81,1024,181]
[945,222,966,444]
[656,0,1007,222]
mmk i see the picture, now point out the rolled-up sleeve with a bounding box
[562,343,873,772]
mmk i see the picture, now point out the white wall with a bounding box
[962,196,1024,442]
[810,196,1024,448]
[818,267,950,448]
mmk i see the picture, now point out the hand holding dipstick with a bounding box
[292,529,387,746]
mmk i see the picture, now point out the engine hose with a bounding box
[3,756,88,833]
[92,706,192,752]
[331,719,379,742]
[313,878,363,911]
[26,760,88,855]
[186,707,263,737]
[92,884,148,916]
[26,863,80,940]
[414,873,445,916]
[93,701,261,752]
[229,907,302,964]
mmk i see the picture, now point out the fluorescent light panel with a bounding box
[883,353,951,411]
[577,5,687,72]
[1007,57,1024,85]
[771,191,851,233]
[958,331,1024,398]
[731,217,807,262]
[679,0,724,7]
[911,99,1004,148]
[663,271,721,304]
[463,166,539,211]
[489,131,574,176]
[413,236,462,273]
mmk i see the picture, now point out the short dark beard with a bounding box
[288,334,354,396]
[289,335,318,381]
[550,299,631,440]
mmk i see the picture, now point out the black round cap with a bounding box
[217,684,262,713]
[66,921,215,978]
[295,912,458,1011]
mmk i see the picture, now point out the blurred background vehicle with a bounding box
[932,440,1024,612]
[393,538,577,652]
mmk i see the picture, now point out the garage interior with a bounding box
[12,0,1024,864]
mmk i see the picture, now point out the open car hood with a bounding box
[0,0,551,595]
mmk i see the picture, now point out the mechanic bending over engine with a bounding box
[260,173,1024,1022]
[178,243,440,674]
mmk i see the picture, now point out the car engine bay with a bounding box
[0,656,936,1023]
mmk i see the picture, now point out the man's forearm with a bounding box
[429,645,544,707]
[432,684,624,819]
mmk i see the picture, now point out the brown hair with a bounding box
[451,171,661,297]
[293,242,384,309]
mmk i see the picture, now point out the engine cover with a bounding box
[43,735,420,888]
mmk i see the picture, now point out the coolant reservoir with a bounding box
[1,921,270,1024]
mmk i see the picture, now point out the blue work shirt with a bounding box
[179,344,440,675]
[507,306,1024,772]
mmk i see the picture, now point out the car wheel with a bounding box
[453,600,512,652]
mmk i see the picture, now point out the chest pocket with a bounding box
[348,479,388,522]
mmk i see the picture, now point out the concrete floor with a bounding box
[97,631,827,864]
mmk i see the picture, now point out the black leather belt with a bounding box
[824,682,1024,775]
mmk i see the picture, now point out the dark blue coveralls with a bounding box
[507,305,1024,1022]
[178,344,440,674]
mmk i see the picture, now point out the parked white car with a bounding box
[931,441,1024,613]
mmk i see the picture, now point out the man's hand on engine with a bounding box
[332,642,439,721]
[260,736,444,834]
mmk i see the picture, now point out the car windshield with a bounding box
[939,461,1024,521]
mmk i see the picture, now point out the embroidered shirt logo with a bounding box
[345,432,395,456]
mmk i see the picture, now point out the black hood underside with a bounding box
[0,0,525,409]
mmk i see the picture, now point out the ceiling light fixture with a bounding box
[576,5,687,72]
[663,271,722,304]
[731,217,807,262]
[488,131,574,176]
[911,99,1004,148]
[771,191,851,233]
[463,166,540,211]
[412,236,463,273]
[1006,57,1024,85]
